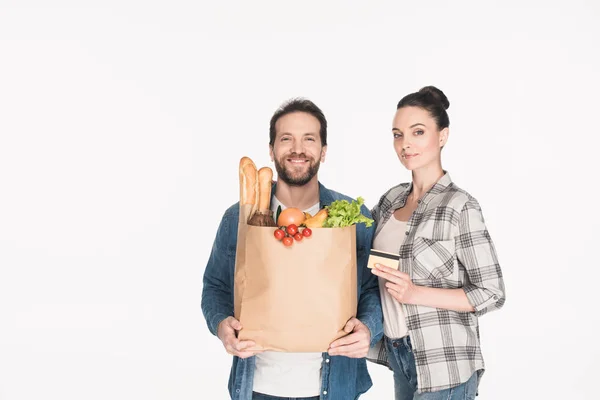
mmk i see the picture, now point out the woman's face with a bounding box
[392,106,448,171]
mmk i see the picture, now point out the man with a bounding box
[201,98,382,400]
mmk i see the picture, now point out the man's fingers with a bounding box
[228,318,243,331]
[328,341,369,357]
[225,339,261,358]
[343,318,359,333]
[330,333,360,349]
[236,349,264,359]
[235,340,256,352]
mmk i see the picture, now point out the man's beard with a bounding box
[274,153,321,186]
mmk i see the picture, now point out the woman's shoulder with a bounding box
[378,182,411,203]
[443,181,482,211]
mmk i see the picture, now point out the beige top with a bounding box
[252,197,323,397]
[373,216,409,339]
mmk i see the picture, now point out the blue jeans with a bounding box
[251,392,319,400]
[384,336,478,400]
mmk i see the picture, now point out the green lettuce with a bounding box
[323,197,374,228]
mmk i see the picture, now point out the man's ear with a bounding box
[269,145,274,162]
[320,145,327,162]
[439,128,449,148]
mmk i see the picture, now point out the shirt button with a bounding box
[235,389,240,393]
[323,390,328,395]
[405,231,409,235]
[325,358,330,363]
[417,200,421,203]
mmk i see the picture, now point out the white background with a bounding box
[1,1,599,399]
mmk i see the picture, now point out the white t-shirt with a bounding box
[373,215,409,339]
[252,197,323,397]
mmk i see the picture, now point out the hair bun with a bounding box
[419,86,450,110]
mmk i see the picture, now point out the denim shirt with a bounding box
[202,182,383,400]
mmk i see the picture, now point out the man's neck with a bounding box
[274,177,320,210]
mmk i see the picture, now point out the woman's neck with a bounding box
[410,165,445,201]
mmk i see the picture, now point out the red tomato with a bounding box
[282,236,293,247]
[293,233,303,241]
[286,224,298,236]
[302,227,312,237]
[274,229,285,241]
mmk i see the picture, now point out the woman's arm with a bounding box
[455,198,506,316]
[372,264,474,312]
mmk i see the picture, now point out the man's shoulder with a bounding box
[323,186,354,202]
[223,202,240,221]
[321,185,372,218]
[216,202,240,235]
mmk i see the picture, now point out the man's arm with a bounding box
[201,208,262,358]
[201,210,236,336]
[328,208,383,357]
[355,211,383,347]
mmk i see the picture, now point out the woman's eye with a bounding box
[393,133,402,139]
[415,130,424,135]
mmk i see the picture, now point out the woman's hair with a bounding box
[397,86,450,130]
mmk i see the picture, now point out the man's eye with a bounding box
[281,137,290,141]
[306,137,315,142]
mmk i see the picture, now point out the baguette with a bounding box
[246,165,277,227]
[257,167,273,212]
[239,157,258,218]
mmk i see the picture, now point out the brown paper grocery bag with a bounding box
[234,204,357,352]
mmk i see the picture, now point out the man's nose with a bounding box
[292,139,303,154]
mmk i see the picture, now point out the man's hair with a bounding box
[269,98,327,146]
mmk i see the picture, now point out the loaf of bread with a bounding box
[239,157,258,218]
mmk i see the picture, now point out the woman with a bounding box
[369,86,506,399]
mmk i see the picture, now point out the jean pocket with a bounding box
[411,237,455,280]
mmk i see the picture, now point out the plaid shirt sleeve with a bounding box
[456,198,506,317]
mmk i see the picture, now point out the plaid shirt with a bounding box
[367,172,505,393]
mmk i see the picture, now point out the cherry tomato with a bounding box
[286,224,298,236]
[282,236,294,247]
[274,229,285,241]
[302,227,312,237]
[293,232,303,241]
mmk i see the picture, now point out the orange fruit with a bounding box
[277,207,306,227]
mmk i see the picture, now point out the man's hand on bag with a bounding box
[217,316,263,359]
[327,317,371,358]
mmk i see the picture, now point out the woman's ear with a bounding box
[439,128,449,148]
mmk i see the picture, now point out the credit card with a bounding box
[367,249,400,270]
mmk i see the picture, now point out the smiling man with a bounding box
[201,98,383,400]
